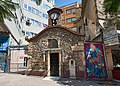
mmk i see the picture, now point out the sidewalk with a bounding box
[0,73,119,86]
[57,78,120,86]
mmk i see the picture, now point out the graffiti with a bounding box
[84,43,107,79]
[0,36,9,51]
[0,52,7,73]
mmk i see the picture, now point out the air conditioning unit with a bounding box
[26,20,31,26]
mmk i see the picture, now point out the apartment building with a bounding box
[59,2,81,33]
[3,0,54,73]
[19,0,54,44]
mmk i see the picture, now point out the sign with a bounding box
[103,26,119,46]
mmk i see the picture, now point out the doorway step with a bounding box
[43,76,60,81]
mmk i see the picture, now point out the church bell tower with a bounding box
[47,8,63,26]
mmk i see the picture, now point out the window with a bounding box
[28,6,32,12]
[40,2,43,7]
[31,0,36,2]
[48,39,58,48]
[15,19,19,25]
[24,57,28,67]
[41,23,43,27]
[69,59,75,67]
[79,26,82,34]
[51,0,53,3]
[35,10,39,15]
[66,19,71,23]
[43,23,47,27]
[62,20,65,24]
[24,16,46,27]
[26,31,33,37]
[66,18,76,23]
[66,8,75,14]
[39,11,42,17]
[34,20,38,26]
[23,4,27,9]
[71,60,74,65]
[47,0,50,2]
[85,18,88,26]
[42,13,48,19]
[69,27,77,32]
[31,0,41,5]
[43,4,51,10]
[23,5,47,19]
[31,19,34,25]
[47,0,53,3]
[112,50,120,69]
[72,18,76,21]
[46,5,51,10]
[22,30,25,36]
[32,7,36,13]
[44,14,48,19]
[43,13,45,18]
[23,16,26,21]
[27,17,31,21]
[38,22,42,26]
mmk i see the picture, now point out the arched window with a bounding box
[48,39,58,48]
[71,60,74,65]
[69,59,75,67]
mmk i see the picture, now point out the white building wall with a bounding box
[9,0,55,72]
[10,50,25,72]
[21,0,54,35]
[1,0,24,45]
[4,18,22,44]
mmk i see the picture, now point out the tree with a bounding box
[0,0,42,22]
[0,0,17,22]
[36,0,42,5]
[103,0,120,15]
[103,0,120,28]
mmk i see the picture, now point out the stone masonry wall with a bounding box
[28,26,85,78]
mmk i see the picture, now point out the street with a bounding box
[0,73,119,86]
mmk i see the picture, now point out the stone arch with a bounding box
[69,59,75,67]
[48,39,58,48]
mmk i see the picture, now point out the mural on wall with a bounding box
[84,43,107,79]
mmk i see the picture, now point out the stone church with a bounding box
[27,8,85,79]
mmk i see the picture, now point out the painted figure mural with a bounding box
[84,43,107,79]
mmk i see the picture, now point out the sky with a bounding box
[55,0,82,7]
